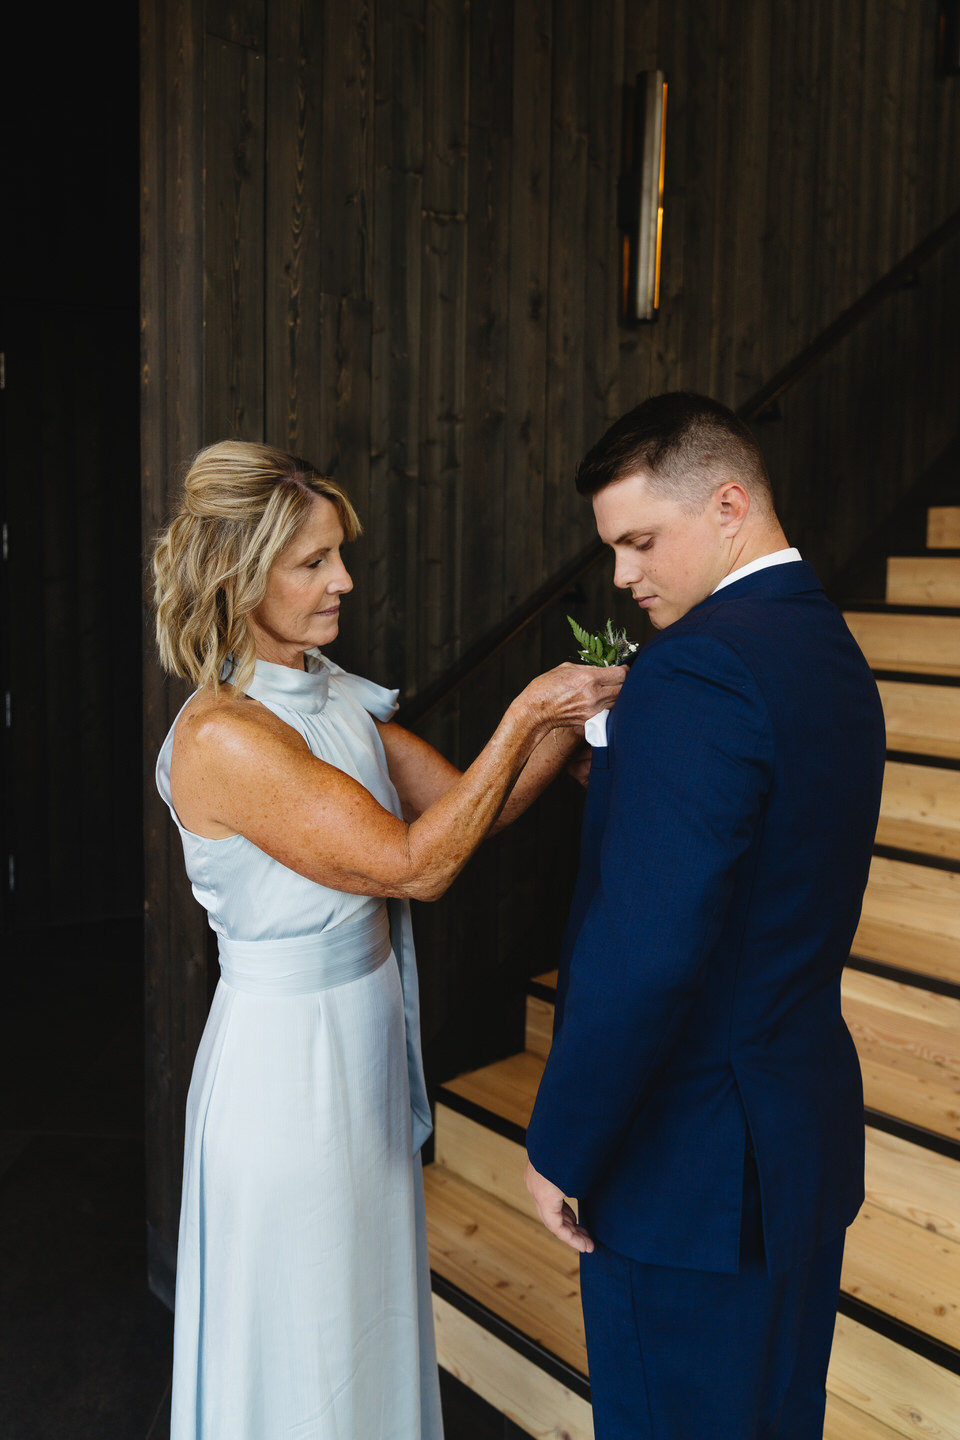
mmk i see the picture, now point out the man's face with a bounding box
[592,470,732,629]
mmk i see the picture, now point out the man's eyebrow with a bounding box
[613,528,656,545]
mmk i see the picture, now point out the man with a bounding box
[524,392,885,1439]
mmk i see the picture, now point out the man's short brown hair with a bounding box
[576,392,774,516]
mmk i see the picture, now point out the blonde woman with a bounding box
[152,440,624,1440]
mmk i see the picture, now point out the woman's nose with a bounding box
[330,557,353,594]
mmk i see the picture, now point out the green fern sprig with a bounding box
[567,615,638,667]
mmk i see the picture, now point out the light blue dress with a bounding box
[156,652,443,1440]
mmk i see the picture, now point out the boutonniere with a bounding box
[567,615,638,667]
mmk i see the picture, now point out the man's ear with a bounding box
[717,481,750,536]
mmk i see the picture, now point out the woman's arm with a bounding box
[172,663,623,902]
[376,716,587,832]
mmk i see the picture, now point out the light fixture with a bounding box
[618,70,668,323]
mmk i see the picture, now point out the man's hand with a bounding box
[524,1157,594,1253]
[565,740,592,789]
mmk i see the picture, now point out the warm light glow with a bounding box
[618,70,668,322]
[653,82,667,311]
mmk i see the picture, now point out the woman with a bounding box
[153,440,623,1440]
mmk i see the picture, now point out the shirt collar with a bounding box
[710,547,802,596]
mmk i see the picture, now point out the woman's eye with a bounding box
[307,556,326,569]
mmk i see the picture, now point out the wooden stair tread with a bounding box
[842,970,960,1141]
[877,761,960,862]
[844,1203,960,1351]
[441,1050,543,1132]
[424,1163,588,1373]
[884,732,960,761]
[886,556,960,607]
[844,611,960,675]
[823,1393,920,1440]
[861,856,960,938]
[854,855,960,985]
[874,816,960,861]
[927,507,960,549]
[827,1314,960,1438]
[864,1127,960,1241]
[878,673,960,755]
[853,916,960,987]
[434,1104,541,1222]
[525,992,554,1061]
[432,1293,594,1440]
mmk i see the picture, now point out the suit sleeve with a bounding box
[526,628,773,1200]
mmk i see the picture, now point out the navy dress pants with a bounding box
[579,1159,846,1440]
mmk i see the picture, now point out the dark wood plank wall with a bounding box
[141,0,960,1292]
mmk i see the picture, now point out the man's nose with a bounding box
[613,556,638,590]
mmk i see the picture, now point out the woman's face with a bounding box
[247,496,353,667]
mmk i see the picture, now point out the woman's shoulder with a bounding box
[174,685,307,761]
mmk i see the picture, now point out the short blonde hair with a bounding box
[152,440,361,695]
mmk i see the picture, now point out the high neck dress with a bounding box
[156,651,442,1440]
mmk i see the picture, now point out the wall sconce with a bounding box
[618,70,668,323]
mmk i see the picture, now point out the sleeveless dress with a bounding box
[156,652,443,1440]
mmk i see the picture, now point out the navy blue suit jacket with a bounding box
[526,562,885,1277]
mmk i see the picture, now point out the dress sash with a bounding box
[218,905,392,996]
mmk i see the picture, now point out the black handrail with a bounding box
[739,206,960,423]
[400,541,603,725]
[399,205,960,727]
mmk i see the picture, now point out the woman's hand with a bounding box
[376,666,623,835]
[509,663,626,737]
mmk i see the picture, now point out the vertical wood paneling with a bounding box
[315,294,374,679]
[708,0,736,399]
[583,0,624,442]
[264,0,325,457]
[731,0,771,402]
[205,0,265,48]
[461,0,512,656]
[683,0,722,394]
[418,0,469,693]
[321,0,374,301]
[203,36,265,440]
[369,0,424,693]
[786,6,818,356]
[543,0,591,571]
[503,0,551,611]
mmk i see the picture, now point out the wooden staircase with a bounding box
[424,507,960,1439]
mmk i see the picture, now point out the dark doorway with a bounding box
[1,9,142,937]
